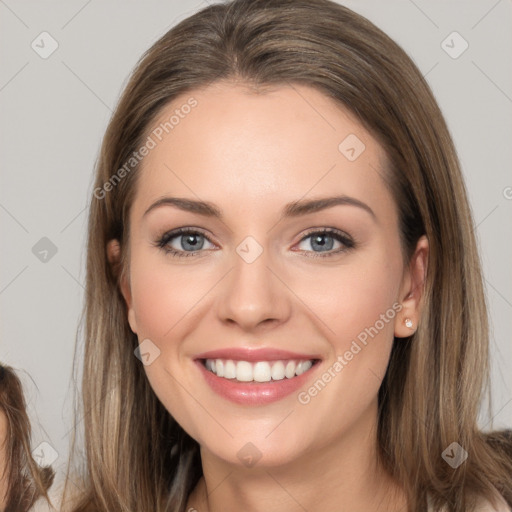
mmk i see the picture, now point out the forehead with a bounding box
[133,81,393,222]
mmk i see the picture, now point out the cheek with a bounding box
[335,269,399,346]
[131,268,179,340]
[128,253,208,435]
[129,252,209,340]
[295,253,402,351]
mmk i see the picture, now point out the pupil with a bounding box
[313,234,333,251]
[183,234,203,250]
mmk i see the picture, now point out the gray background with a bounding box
[1,0,511,487]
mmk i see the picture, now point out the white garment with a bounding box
[427,491,511,512]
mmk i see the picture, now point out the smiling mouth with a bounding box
[200,358,321,383]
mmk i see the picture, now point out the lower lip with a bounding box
[194,359,321,406]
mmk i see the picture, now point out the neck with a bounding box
[187,399,406,512]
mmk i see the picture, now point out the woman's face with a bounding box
[114,81,425,469]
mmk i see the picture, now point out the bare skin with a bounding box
[108,81,428,512]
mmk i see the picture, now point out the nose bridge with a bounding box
[217,234,291,329]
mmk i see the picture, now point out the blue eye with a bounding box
[155,228,214,257]
[155,228,355,258]
[296,229,355,258]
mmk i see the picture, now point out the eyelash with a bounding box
[154,227,356,259]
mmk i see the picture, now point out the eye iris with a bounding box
[311,233,334,251]
[182,233,204,251]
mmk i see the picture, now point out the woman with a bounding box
[62,0,512,510]
[0,364,55,511]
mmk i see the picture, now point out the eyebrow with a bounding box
[143,195,376,221]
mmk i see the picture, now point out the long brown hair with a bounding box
[63,0,512,510]
[0,364,55,511]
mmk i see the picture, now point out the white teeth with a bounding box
[271,361,285,381]
[204,358,315,382]
[253,361,272,382]
[285,361,296,379]
[236,361,253,382]
[216,360,224,377]
[295,360,313,375]
[224,360,237,379]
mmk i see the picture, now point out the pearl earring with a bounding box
[404,318,413,329]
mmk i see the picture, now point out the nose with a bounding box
[216,239,292,332]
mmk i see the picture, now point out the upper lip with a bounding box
[194,347,322,362]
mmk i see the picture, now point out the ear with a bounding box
[107,239,138,334]
[394,235,429,338]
